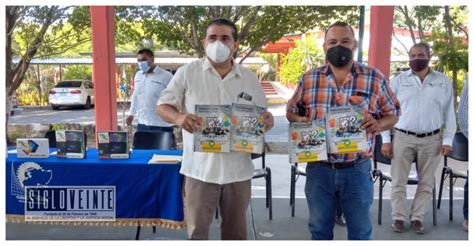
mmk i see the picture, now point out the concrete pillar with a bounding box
[90,6,117,133]
[368,6,395,79]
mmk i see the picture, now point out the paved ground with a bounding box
[6,198,468,240]
[6,154,468,240]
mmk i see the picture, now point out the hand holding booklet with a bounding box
[148,154,182,164]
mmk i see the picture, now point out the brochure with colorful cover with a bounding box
[326,105,368,154]
[230,103,266,154]
[97,131,129,159]
[288,120,328,163]
[16,138,50,158]
[55,130,87,158]
[194,105,232,153]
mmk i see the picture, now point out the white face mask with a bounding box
[206,40,231,64]
[138,61,149,73]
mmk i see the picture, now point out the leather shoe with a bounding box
[411,220,425,234]
[391,220,404,232]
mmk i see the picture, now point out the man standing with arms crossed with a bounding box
[157,18,274,240]
[381,43,456,234]
[287,21,400,240]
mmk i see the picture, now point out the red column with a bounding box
[368,6,394,79]
[90,6,117,133]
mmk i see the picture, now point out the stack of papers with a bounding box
[148,154,182,164]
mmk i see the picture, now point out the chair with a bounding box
[372,134,437,225]
[437,132,468,221]
[252,152,272,220]
[215,152,272,220]
[44,130,57,148]
[132,131,176,150]
[132,130,176,240]
[289,162,306,217]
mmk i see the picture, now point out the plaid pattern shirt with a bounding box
[287,62,401,163]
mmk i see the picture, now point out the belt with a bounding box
[395,128,440,138]
[316,160,361,170]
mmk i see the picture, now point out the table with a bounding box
[6,148,185,229]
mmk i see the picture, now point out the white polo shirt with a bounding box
[381,69,456,146]
[158,58,267,184]
[130,65,174,127]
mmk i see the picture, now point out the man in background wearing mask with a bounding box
[381,42,456,234]
[127,48,174,132]
[157,18,274,240]
[286,21,400,240]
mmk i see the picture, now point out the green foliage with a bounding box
[132,6,358,58]
[279,39,324,85]
[63,65,92,80]
[430,28,468,73]
[13,6,91,59]
[51,124,67,131]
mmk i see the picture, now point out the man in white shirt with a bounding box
[381,42,456,234]
[127,48,174,132]
[157,18,274,240]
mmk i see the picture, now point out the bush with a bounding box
[279,39,324,85]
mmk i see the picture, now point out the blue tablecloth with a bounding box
[6,149,185,228]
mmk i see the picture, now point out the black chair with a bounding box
[132,130,176,240]
[372,134,437,225]
[252,152,272,220]
[44,130,57,148]
[289,162,306,217]
[132,131,176,150]
[437,132,468,221]
[215,152,272,220]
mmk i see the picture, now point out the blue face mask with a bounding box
[138,61,149,73]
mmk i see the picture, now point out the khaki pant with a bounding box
[390,130,442,222]
[184,176,251,240]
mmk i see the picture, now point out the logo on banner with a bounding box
[24,186,116,222]
[11,162,53,203]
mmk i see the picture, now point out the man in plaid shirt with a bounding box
[286,21,400,240]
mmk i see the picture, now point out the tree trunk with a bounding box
[5,95,12,145]
[453,70,458,110]
[444,6,458,109]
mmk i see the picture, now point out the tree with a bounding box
[392,5,468,109]
[429,6,469,108]
[393,6,441,53]
[5,6,90,143]
[279,39,324,85]
[128,6,358,62]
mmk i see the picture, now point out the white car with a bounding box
[49,80,95,110]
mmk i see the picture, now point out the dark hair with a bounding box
[205,18,238,41]
[137,48,154,58]
[324,21,355,39]
[410,42,431,57]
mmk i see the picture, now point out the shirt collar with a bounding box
[322,61,363,76]
[408,67,433,76]
[202,57,242,78]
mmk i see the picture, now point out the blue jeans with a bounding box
[464,179,468,220]
[137,124,174,132]
[305,158,373,240]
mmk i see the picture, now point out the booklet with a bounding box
[194,105,232,153]
[148,154,182,164]
[326,105,368,154]
[97,131,129,159]
[56,130,87,158]
[230,103,266,154]
[16,138,50,158]
[288,120,328,163]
